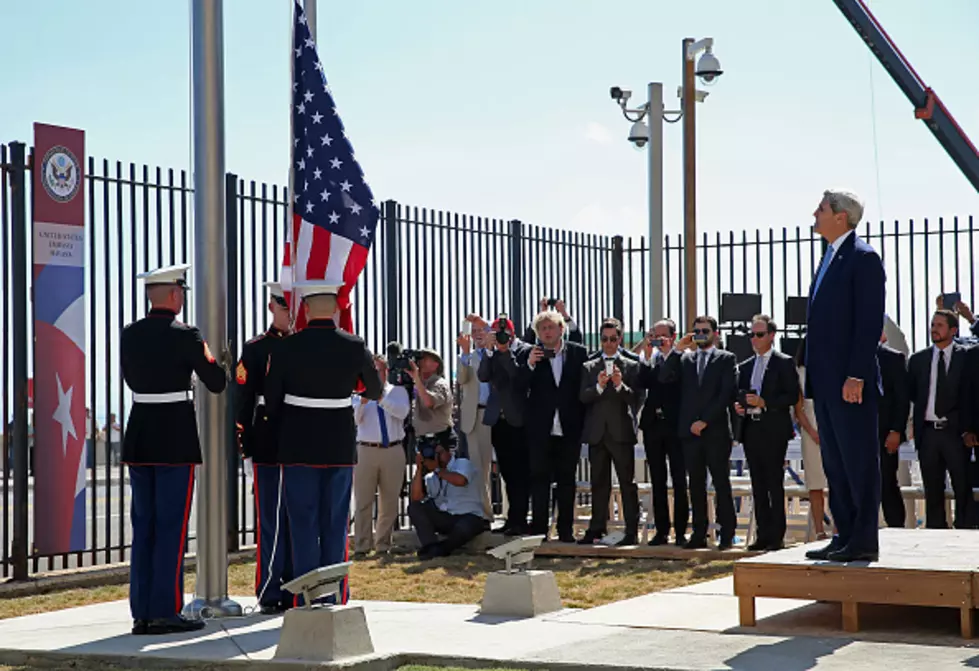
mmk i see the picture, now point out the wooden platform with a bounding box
[734,528,979,638]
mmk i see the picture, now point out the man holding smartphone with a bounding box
[579,318,641,545]
[660,316,738,549]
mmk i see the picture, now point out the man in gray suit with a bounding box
[457,327,494,520]
[578,318,641,546]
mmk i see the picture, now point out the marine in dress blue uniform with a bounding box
[235,281,293,614]
[265,280,382,605]
[122,264,227,635]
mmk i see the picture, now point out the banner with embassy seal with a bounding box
[32,123,87,554]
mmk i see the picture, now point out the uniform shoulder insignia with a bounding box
[245,334,266,346]
[236,361,247,384]
[203,341,216,363]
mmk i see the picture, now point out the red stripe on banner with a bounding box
[305,225,331,281]
[176,465,196,615]
[252,462,261,595]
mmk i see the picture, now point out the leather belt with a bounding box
[477,404,487,410]
[359,439,403,448]
[925,419,949,430]
[133,391,193,404]
[284,394,352,409]
[255,395,266,407]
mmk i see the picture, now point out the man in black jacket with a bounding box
[733,315,799,551]
[660,315,738,549]
[516,310,588,540]
[638,319,687,546]
[523,298,585,345]
[579,318,641,545]
[477,315,532,535]
[122,264,227,635]
[234,281,292,614]
[907,309,970,529]
[265,280,382,604]
[877,333,910,528]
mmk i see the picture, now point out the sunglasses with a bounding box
[693,328,712,335]
[600,335,619,343]
[750,332,769,339]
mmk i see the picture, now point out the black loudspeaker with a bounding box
[785,297,809,326]
[781,336,803,360]
[725,334,755,363]
[721,293,762,323]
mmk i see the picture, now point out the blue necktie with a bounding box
[376,404,389,447]
[811,246,836,297]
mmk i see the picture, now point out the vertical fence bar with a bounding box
[611,235,624,323]
[509,220,523,333]
[383,200,399,346]
[1,144,10,577]
[225,173,240,552]
[9,143,28,581]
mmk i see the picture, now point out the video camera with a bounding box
[494,312,512,346]
[386,342,422,387]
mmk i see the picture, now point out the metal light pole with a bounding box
[185,0,240,620]
[647,83,665,323]
[681,38,698,327]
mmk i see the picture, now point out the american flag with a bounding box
[281,0,379,332]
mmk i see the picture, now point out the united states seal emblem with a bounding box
[41,146,80,203]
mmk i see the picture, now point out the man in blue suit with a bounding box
[804,189,886,563]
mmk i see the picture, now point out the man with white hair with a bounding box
[803,189,886,563]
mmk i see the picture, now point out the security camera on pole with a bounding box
[608,38,722,327]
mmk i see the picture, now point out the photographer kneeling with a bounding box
[408,433,489,560]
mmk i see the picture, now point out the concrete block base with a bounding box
[273,605,374,661]
[479,570,562,618]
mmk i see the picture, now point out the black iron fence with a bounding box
[1,142,975,578]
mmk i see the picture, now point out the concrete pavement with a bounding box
[1,577,978,670]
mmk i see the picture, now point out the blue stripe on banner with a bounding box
[34,264,84,325]
[70,487,86,551]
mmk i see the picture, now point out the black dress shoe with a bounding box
[747,541,769,552]
[132,620,148,635]
[260,603,288,615]
[578,531,603,545]
[674,535,688,547]
[805,540,843,560]
[827,547,879,563]
[144,616,206,635]
[647,534,670,547]
[502,525,527,537]
[615,534,638,547]
[685,536,708,550]
[766,542,785,552]
[557,533,576,543]
[717,537,735,551]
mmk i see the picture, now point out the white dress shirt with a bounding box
[529,340,566,436]
[354,383,411,443]
[925,343,954,422]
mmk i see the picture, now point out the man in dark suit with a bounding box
[578,318,641,545]
[660,315,738,549]
[638,319,688,546]
[907,310,971,529]
[516,310,588,540]
[804,189,886,563]
[733,315,799,551]
[478,315,532,535]
[265,280,383,604]
[877,333,910,528]
[523,298,585,345]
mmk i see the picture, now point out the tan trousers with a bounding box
[353,442,406,553]
[465,408,494,520]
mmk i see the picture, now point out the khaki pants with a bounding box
[465,408,494,521]
[353,442,406,553]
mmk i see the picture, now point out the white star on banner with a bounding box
[359,226,370,239]
[52,373,76,458]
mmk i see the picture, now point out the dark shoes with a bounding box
[747,541,769,552]
[647,534,670,547]
[805,540,844,560]
[717,537,735,551]
[557,533,576,543]
[685,536,708,550]
[578,531,603,545]
[418,542,449,560]
[615,534,639,547]
[826,547,879,563]
[133,615,206,635]
[259,602,292,615]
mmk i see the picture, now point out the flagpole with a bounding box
[305,0,317,41]
[287,1,298,326]
[185,0,240,619]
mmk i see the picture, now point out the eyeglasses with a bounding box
[600,336,619,343]
[751,332,769,339]
[693,328,712,335]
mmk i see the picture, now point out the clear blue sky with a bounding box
[2,0,978,241]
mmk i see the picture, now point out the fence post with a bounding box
[509,219,523,334]
[611,235,624,323]
[224,173,239,552]
[9,142,28,580]
[383,200,400,347]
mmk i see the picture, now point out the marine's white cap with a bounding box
[294,279,342,299]
[137,264,191,289]
[265,281,285,299]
